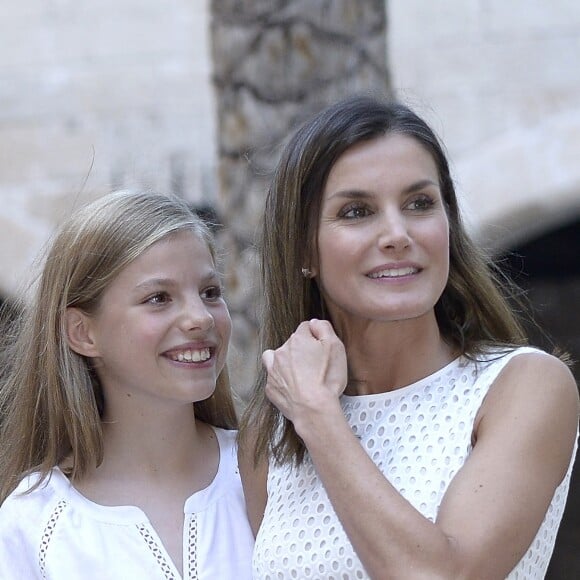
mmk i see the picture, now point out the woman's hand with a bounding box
[262,319,348,428]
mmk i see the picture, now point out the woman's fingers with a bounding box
[262,349,274,371]
[307,318,336,341]
[261,319,347,411]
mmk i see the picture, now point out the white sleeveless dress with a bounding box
[253,347,578,579]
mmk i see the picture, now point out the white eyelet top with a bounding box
[0,427,254,579]
[253,347,578,579]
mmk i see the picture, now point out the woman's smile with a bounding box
[314,133,449,326]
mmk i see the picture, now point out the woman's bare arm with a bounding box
[263,320,579,579]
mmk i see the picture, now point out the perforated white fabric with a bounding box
[253,347,577,579]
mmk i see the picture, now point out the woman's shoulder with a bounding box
[469,345,561,384]
[478,345,575,389]
[475,345,577,417]
[183,427,247,513]
[477,347,578,461]
[498,347,577,402]
[475,344,545,364]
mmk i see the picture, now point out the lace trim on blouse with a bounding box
[137,524,177,580]
[39,499,67,578]
[186,514,199,579]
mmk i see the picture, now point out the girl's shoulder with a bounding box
[211,426,239,471]
[212,425,238,444]
[0,468,68,533]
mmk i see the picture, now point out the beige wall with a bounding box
[0,0,217,296]
[388,0,580,249]
[1,0,580,296]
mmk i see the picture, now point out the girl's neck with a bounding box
[68,408,220,509]
[98,404,206,478]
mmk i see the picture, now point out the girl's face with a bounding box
[313,133,450,331]
[75,230,231,415]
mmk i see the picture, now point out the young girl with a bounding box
[0,191,254,579]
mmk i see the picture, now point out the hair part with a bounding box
[240,95,529,467]
[0,190,238,504]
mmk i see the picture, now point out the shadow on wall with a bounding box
[496,218,580,580]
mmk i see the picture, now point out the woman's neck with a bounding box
[341,316,456,395]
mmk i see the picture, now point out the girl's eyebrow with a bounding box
[134,278,176,291]
[134,270,220,291]
[326,179,440,201]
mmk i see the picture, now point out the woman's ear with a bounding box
[308,245,319,279]
[304,262,318,279]
[65,307,100,358]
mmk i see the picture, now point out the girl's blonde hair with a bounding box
[0,190,237,503]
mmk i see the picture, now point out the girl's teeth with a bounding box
[369,267,417,278]
[173,348,210,362]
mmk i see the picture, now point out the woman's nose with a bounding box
[377,211,411,250]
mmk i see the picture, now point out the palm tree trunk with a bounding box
[210,0,391,399]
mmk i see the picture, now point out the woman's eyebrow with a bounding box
[326,179,439,201]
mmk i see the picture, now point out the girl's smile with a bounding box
[79,229,232,413]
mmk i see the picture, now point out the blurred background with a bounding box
[1,1,578,576]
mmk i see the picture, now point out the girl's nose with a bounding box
[179,299,215,332]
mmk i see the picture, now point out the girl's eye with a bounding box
[202,285,223,301]
[339,204,372,219]
[146,292,170,305]
[406,196,435,211]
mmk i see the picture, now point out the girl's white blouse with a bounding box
[0,427,254,579]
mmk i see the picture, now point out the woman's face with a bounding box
[313,133,449,330]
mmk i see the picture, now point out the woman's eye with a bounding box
[147,292,170,305]
[202,286,223,301]
[406,196,435,211]
[340,205,372,219]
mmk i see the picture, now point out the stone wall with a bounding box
[210,0,390,397]
[388,0,580,248]
[2,0,579,336]
[0,0,218,295]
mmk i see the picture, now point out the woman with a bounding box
[0,191,254,579]
[239,96,579,579]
